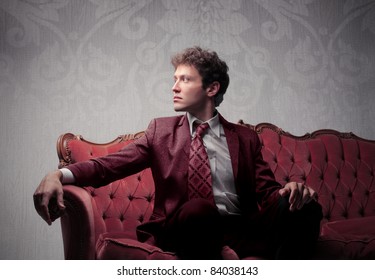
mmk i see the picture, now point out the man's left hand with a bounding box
[279,182,318,211]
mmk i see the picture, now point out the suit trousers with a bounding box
[161,195,322,260]
[222,195,323,259]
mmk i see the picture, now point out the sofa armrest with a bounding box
[60,185,96,259]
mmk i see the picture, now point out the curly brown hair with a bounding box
[171,46,229,107]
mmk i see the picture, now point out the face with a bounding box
[172,64,210,116]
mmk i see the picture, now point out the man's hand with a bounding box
[33,170,66,225]
[279,182,318,211]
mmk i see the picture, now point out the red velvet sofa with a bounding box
[56,122,375,259]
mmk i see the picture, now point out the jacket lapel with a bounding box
[219,114,239,181]
[177,114,191,158]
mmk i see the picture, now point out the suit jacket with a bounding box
[67,113,281,243]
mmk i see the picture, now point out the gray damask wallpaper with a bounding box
[0,0,374,259]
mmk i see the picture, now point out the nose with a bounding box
[172,80,180,93]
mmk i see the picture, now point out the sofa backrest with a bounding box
[241,122,375,223]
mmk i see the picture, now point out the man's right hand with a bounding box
[33,170,66,225]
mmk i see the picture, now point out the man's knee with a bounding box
[167,198,222,259]
[299,200,323,235]
[177,198,220,227]
[277,194,323,222]
[303,199,323,220]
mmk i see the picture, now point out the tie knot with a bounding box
[194,122,209,137]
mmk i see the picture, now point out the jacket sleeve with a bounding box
[66,120,156,188]
[252,132,283,208]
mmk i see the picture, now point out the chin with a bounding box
[174,106,186,112]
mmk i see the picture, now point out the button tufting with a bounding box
[359,209,365,217]
[128,195,134,201]
[138,215,144,223]
[146,194,153,202]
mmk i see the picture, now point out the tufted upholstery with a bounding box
[242,123,375,223]
[57,122,375,259]
[240,122,375,259]
[57,132,160,259]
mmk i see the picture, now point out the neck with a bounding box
[189,102,216,122]
[190,110,215,122]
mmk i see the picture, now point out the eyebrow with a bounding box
[174,74,193,80]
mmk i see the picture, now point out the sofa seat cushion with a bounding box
[314,217,375,259]
[96,232,178,260]
[95,232,241,260]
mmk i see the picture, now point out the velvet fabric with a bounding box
[244,123,375,259]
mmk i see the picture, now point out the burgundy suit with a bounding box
[67,113,282,246]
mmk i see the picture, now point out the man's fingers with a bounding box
[311,191,318,201]
[279,187,290,197]
[297,187,311,209]
[56,190,66,210]
[295,186,319,210]
[33,193,52,225]
[282,182,318,211]
[289,182,307,211]
[50,192,66,222]
[33,171,65,225]
[288,182,302,203]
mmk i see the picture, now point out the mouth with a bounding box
[173,96,182,102]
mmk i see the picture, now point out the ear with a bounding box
[206,81,220,97]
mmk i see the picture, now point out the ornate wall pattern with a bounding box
[0,0,374,259]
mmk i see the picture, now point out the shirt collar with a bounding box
[187,111,220,138]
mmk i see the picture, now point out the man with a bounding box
[34,46,322,259]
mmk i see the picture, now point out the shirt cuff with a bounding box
[60,168,75,184]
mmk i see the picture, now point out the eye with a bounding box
[173,75,191,83]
